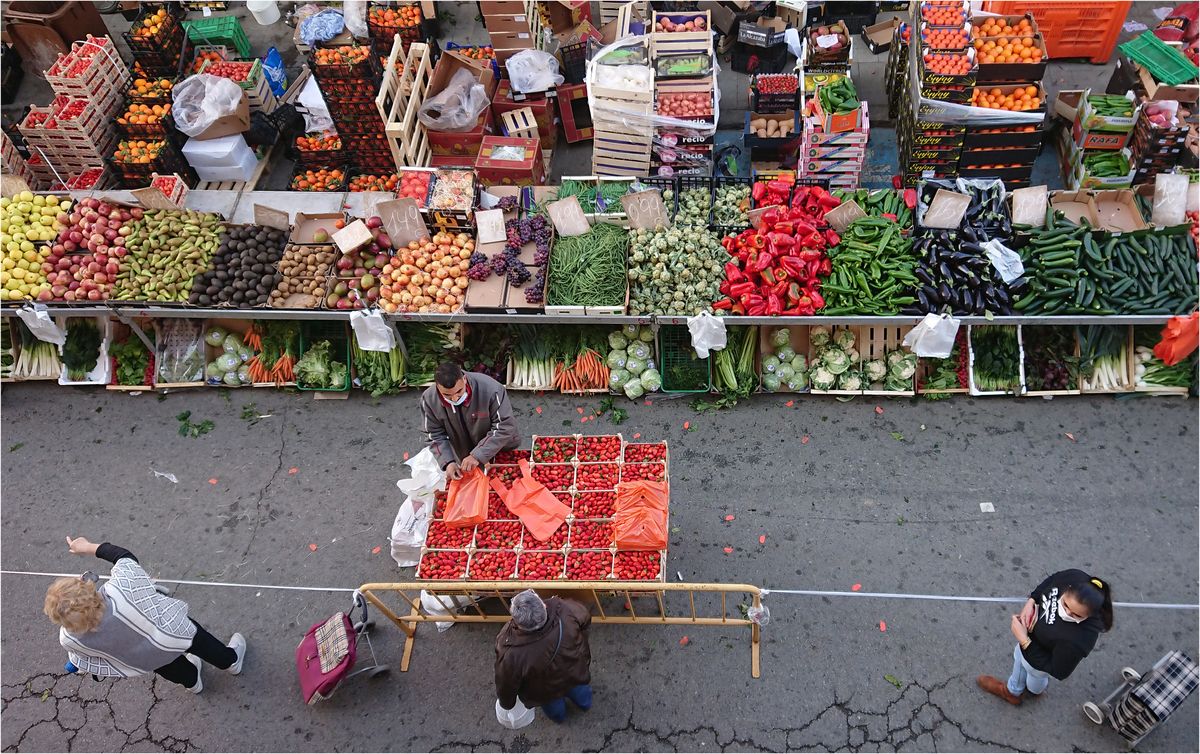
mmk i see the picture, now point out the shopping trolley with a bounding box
[295,591,389,704]
[1082,651,1198,747]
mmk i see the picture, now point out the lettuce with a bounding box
[776,345,796,363]
[623,377,646,399]
[607,349,628,369]
[608,331,628,350]
[640,368,662,392]
[770,328,791,348]
[609,368,630,390]
[762,373,781,392]
[625,356,646,375]
[762,354,780,373]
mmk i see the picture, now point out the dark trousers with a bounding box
[154,620,236,687]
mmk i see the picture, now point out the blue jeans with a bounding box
[541,685,593,722]
[1007,643,1050,696]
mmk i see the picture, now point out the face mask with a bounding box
[449,391,468,406]
[1058,598,1084,623]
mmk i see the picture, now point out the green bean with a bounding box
[556,179,597,213]
[546,224,628,307]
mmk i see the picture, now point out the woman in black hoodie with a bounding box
[978,569,1113,705]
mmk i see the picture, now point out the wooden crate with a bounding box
[1078,325,1134,395]
[808,325,862,397]
[1020,325,1081,398]
[756,325,812,394]
[858,324,916,397]
[376,39,433,169]
[967,324,1025,397]
[649,11,713,58]
[107,317,157,392]
[501,107,539,140]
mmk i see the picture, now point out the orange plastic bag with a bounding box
[612,480,669,551]
[444,467,488,528]
[1154,312,1199,366]
[489,459,570,542]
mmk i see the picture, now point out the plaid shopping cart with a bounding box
[1083,651,1198,747]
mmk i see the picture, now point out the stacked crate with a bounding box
[802,82,869,189]
[366,2,425,61]
[19,36,129,186]
[1,131,37,189]
[481,0,547,80]
[644,11,716,177]
[310,46,393,173]
[199,58,278,114]
[1129,105,1189,185]
[123,5,189,79]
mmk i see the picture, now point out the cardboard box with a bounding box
[1077,89,1138,133]
[805,143,866,160]
[427,108,496,158]
[738,17,786,47]
[974,34,1048,84]
[190,91,250,140]
[1092,189,1148,233]
[1048,190,1100,226]
[484,12,535,35]
[1072,119,1131,151]
[1053,90,1085,122]
[745,110,799,147]
[861,18,899,54]
[429,49,498,105]
[479,1,528,14]
[489,29,536,49]
[475,136,545,186]
[963,125,1043,149]
[557,83,593,142]
[810,93,866,134]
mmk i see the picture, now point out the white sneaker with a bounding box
[228,633,246,675]
[186,654,203,694]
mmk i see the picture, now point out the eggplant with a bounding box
[915,268,935,286]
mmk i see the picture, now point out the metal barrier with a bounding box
[358,581,765,678]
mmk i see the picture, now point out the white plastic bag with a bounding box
[17,304,65,345]
[506,49,564,93]
[350,311,396,352]
[296,76,335,133]
[1151,173,1189,227]
[496,698,536,729]
[981,239,1025,285]
[418,69,490,132]
[688,312,726,358]
[902,313,960,358]
[172,74,245,137]
[342,0,367,38]
[396,448,446,506]
[421,590,477,632]
[389,498,430,567]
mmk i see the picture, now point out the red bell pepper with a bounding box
[767,293,783,316]
[760,267,777,285]
[810,290,825,310]
[724,261,745,284]
[712,298,734,310]
[903,188,917,209]
[729,281,757,298]
[751,182,767,203]
[753,251,774,273]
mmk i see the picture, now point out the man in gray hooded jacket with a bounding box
[421,362,520,479]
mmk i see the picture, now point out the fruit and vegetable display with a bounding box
[969,325,1021,393]
[0,320,13,380]
[627,226,725,316]
[654,54,710,78]
[555,179,597,213]
[1134,334,1194,391]
[1085,93,1135,119]
[808,21,850,58]
[352,338,405,396]
[712,183,751,228]
[832,189,915,227]
[606,325,662,400]
[1079,151,1130,179]
[188,224,286,307]
[910,229,1015,315]
[113,207,223,302]
[203,325,258,387]
[653,14,706,32]
[379,231,473,314]
[394,322,457,386]
[717,205,836,316]
[1021,326,1078,392]
[269,244,334,309]
[759,327,809,393]
[291,168,346,192]
[1,192,69,301]
[816,78,861,115]
[471,215,552,303]
[807,326,863,392]
[970,85,1042,111]
[749,115,795,140]
[417,432,668,582]
[110,331,153,387]
[674,184,712,227]
[295,339,348,390]
[549,222,628,307]
[657,91,712,119]
[552,328,611,394]
[821,218,918,316]
[707,325,759,404]
[347,173,400,193]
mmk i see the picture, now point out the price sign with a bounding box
[816,33,839,49]
[476,208,506,244]
[620,189,670,229]
[379,197,430,246]
[748,204,782,229]
[824,199,866,232]
[546,196,591,237]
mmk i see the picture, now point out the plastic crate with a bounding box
[123,5,186,56]
[1119,33,1196,86]
[675,175,714,226]
[298,321,351,391]
[712,176,753,232]
[113,99,176,138]
[657,324,710,393]
[560,41,587,84]
[981,1,1130,64]
[309,49,383,84]
[182,16,251,58]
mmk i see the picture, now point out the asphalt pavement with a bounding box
[1,384,1196,752]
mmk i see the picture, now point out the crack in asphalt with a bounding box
[2,671,196,752]
[237,408,289,562]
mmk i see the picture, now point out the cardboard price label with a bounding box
[823,199,866,232]
[546,196,591,237]
[475,208,506,244]
[379,197,430,246]
[620,189,670,229]
[816,33,840,49]
[748,204,782,229]
[922,189,970,229]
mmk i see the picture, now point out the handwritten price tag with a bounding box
[620,189,670,229]
[379,197,430,246]
[546,196,591,237]
[824,199,866,232]
[475,208,506,244]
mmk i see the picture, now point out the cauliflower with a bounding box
[838,371,863,391]
[810,326,831,347]
[810,366,836,390]
[864,359,887,382]
[834,328,857,350]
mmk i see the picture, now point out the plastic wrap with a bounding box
[155,319,205,384]
[1152,173,1190,227]
[172,74,247,137]
[418,68,490,131]
[342,0,367,39]
[586,35,721,138]
[506,50,565,93]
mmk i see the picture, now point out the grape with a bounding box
[467,262,491,281]
[469,251,488,267]
[506,259,531,287]
[489,254,508,276]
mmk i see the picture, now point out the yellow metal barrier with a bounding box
[358,581,765,678]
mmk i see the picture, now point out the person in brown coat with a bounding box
[495,589,593,723]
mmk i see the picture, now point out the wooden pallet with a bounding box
[376,38,432,169]
[194,144,274,191]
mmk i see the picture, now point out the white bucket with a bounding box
[246,0,281,25]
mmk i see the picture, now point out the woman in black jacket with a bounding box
[978,569,1113,705]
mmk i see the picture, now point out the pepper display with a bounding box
[821,218,919,316]
[831,189,917,227]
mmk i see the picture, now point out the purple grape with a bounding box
[469,251,488,267]
[489,254,509,276]
[525,268,545,303]
[506,259,531,287]
[467,262,491,281]
[497,196,518,212]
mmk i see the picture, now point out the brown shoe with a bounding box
[977,675,1023,705]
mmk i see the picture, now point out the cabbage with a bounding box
[891,355,917,380]
[623,324,640,339]
[623,377,646,400]
[237,365,252,384]
[237,344,254,363]
[640,369,662,392]
[864,359,887,382]
[770,328,791,348]
[762,373,781,392]
[838,372,862,391]
[810,326,831,347]
[823,348,849,374]
[216,353,240,372]
[609,368,630,390]
[885,375,910,391]
[777,365,795,382]
[846,347,860,364]
[625,356,646,375]
[607,349,627,369]
[628,342,651,360]
[793,370,808,390]
[835,329,856,350]
[608,332,628,351]
[761,354,780,373]
[637,326,655,343]
[222,371,241,386]
[223,333,241,354]
[887,350,906,367]
[205,361,224,379]
[786,379,803,391]
[790,354,807,373]
[645,358,657,372]
[776,345,796,363]
[810,366,835,390]
[204,327,227,347]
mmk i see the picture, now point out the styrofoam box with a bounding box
[182,134,255,168]
[56,314,112,386]
[191,150,258,182]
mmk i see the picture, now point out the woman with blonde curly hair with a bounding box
[44,536,247,694]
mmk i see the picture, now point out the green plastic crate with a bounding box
[1119,33,1196,86]
[298,321,350,391]
[657,324,710,393]
[183,16,251,58]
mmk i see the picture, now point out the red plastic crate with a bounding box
[981,1,1130,63]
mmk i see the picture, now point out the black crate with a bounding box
[309,51,383,85]
[712,176,753,233]
[560,42,587,85]
[731,42,790,75]
[674,176,715,226]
